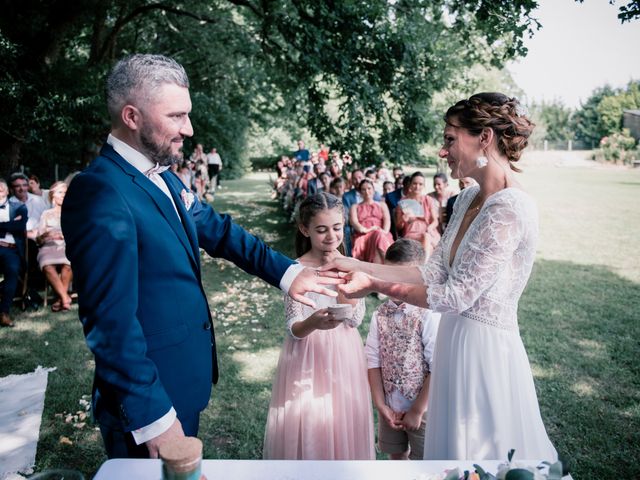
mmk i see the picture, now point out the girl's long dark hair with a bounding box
[294,192,346,257]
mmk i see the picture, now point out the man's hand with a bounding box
[289,267,344,308]
[145,418,185,459]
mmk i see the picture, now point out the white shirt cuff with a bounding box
[131,407,176,445]
[279,263,305,293]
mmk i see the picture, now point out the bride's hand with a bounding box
[338,271,375,299]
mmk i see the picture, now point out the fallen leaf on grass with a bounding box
[59,436,73,446]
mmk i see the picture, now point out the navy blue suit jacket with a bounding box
[61,144,294,433]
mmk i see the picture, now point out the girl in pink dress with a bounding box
[350,179,394,264]
[263,192,375,460]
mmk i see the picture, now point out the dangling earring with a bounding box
[476,155,488,168]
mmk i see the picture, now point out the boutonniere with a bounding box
[180,189,195,210]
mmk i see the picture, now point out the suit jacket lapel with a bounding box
[102,145,199,270]
[161,171,201,272]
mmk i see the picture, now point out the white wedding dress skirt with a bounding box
[423,313,558,462]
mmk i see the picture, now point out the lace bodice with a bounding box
[284,286,366,338]
[419,186,538,331]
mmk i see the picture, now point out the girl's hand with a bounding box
[338,271,375,299]
[400,409,423,431]
[308,308,342,331]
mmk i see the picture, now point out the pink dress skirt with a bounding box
[351,202,393,262]
[263,293,375,459]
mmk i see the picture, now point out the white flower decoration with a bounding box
[180,189,195,210]
[515,103,529,117]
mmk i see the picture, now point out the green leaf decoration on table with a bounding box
[507,449,516,462]
[473,464,498,480]
[505,469,535,480]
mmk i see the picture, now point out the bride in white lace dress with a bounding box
[323,93,557,462]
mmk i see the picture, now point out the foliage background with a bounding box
[0,0,542,179]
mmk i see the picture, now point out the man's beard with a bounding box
[140,125,183,167]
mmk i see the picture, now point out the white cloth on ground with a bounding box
[0,366,56,479]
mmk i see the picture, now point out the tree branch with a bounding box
[92,2,221,65]
[225,0,264,19]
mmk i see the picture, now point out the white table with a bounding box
[94,459,533,479]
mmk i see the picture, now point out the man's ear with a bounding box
[121,105,142,131]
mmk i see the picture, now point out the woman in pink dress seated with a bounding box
[36,181,73,312]
[395,171,441,258]
[350,179,393,264]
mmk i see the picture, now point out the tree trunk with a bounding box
[1,140,22,178]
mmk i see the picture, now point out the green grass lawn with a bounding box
[1,152,638,478]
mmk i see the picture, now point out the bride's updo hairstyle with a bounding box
[444,92,534,172]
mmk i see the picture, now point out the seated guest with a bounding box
[0,179,27,327]
[395,172,440,258]
[10,173,47,240]
[28,175,51,208]
[382,181,395,198]
[385,175,411,240]
[329,177,349,254]
[328,161,342,179]
[444,177,477,230]
[342,169,365,256]
[306,164,327,196]
[36,182,73,312]
[350,179,393,264]
[427,173,453,234]
[365,168,383,195]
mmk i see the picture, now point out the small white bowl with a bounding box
[328,304,352,321]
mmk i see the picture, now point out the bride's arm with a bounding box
[339,271,429,308]
[320,257,424,284]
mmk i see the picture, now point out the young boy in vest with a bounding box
[364,238,440,460]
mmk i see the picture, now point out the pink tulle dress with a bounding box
[351,202,394,263]
[263,290,375,459]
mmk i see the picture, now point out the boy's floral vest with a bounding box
[377,301,429,402]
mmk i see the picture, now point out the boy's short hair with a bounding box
[385,238,425,264]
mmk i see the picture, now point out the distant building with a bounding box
[623,110,640,141]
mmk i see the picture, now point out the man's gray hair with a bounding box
[106,54,189,121]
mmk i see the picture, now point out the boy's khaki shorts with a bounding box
[378,414,426,460]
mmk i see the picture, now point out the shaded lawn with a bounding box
[0,159,639,478]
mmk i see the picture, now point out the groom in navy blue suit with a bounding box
[61,54,339,459]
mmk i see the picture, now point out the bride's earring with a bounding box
[476,155,488,168]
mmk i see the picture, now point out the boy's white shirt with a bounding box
[365,302,440,413]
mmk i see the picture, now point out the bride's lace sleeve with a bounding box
[344,298,366,328]
[426,195,526,313]
[284,294,306,339]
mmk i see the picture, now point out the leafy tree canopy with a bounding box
[572,81,640,148]
[0,0,541,180]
